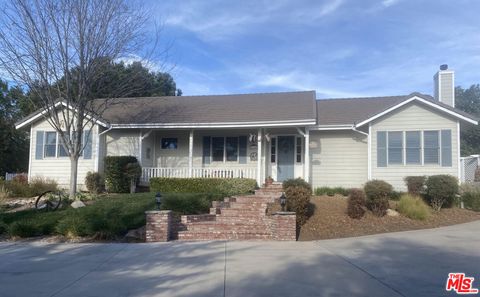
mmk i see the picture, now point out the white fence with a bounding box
[460,155,480,183]
[4,172,27,181]
[141,167,257,184]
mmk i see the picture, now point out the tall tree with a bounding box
[455,85,480,156]
[0,0,163,198]
[0,80,29,176]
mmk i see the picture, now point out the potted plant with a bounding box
[265,176,274,186]
[125,162,142,193]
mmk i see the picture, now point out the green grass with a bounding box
[397,194,431,220]
[0,192,224,239]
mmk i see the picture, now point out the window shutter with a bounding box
[377,131,387,167]
[35,131,44,160]
[239,136,247,164]
[441,130,452,167]
[83,130,92,159]
[202,136,211,164]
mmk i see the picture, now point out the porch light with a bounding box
[155,192,162,210]
[280,193,287,211]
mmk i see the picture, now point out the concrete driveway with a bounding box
[0,221,479,297]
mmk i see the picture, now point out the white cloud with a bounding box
[382,0,400,7]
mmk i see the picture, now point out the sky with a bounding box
[143,0,480,99]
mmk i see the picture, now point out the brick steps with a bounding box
[168,184,295,241]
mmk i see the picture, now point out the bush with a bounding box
[364,180,393,216]
[475,168,480,182]
[460,184,480,212]
[85,172,103,194]
[104,156,139,193]
[404,176,426,196]
[285,186,311,226]
[314,186,349,196]
[8,220,39,237]
[397,194,431,220]
[390,191,404,201]
[28,177,58,196]
[425,175,458,211]
[283,178,311,192]
[150,178,256,196]
[161,193,225,215]
[347,188,366,219]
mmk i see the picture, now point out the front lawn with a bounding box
[298,195,480,241]
[0,191,229,240]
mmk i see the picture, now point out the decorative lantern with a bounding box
[155,192,162,210]
[280,192,287,212]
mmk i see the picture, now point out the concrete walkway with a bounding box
[0,221,479,297]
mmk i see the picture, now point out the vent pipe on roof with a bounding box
[434,64,455,107]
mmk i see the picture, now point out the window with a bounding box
[296,137,302,163]
[441,130,452,166]
[226,137,238,161]
[44,132,57,157]
[271,138,276,163]
[387,131,403,164]
[161,138,177,149]
[424,131,439,164]
[146,147,151,159]
[406,131,421,164]
[377,131,387,167]
[57,132,83,157]
[212,137,224,162]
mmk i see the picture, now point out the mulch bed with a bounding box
[298,195,480,241]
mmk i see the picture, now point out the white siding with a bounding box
[310,130,368,188]
[29,118,97,190]
[105,130,140,159]
[371,102,459,190]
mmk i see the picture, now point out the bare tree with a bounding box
[0,0,160,198]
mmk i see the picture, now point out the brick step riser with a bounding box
[182,226,271,232]
[177,233,274,241]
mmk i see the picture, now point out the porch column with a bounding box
[304,127,310,183]
[257,128,262,186]
[188,129,194,177]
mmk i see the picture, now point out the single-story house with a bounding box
[15,66,478,190]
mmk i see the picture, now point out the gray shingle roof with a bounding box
[316,92,478,126]
[95,91,317,125]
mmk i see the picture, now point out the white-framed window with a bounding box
[211,136,239,162]
[377,129,452,167]
[44,131,57,157]
[423,130,440,164]
[296,137,302,163]
[271,137,276,163]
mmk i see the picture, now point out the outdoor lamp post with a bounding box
[280,192,286,212]
[155,192,162,210]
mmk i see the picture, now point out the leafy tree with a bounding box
[455,85,480,155]
[0,80,29,176]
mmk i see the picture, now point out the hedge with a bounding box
[104,156,139,193]
[150,178,257,196]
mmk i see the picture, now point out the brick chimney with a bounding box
[433,64,455,107]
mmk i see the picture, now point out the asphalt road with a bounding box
[0,220,479,297]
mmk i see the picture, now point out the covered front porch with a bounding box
[116,127,312,186]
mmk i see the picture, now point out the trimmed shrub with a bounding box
[104,156,139,193]
[314,187,349,196]
[283,178,312,192]
[161,193,225,215]
[150,178,256,196]
[404,176,426,196]
[347,188,366,219]
[285,186,311,226]
[390,191,404,201]
[85,172,103,194]
[397,194,431,220]
[460,184,480,212]
[364,180,392,216]
[425,175,458,211]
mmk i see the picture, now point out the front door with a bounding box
[277,136,295,182]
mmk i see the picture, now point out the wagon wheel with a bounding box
[35,190,64,211]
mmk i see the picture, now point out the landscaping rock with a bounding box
[386,209,399,217]
[71,200,86,208]
[125,226,146,242]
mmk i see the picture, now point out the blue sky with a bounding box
[146,1,479,98]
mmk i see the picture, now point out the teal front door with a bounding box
[277,136,295,182]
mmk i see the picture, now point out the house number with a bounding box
[250,152,257,161]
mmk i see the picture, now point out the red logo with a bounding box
[446,273,479,294]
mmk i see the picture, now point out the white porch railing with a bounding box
[141,167,257,183]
